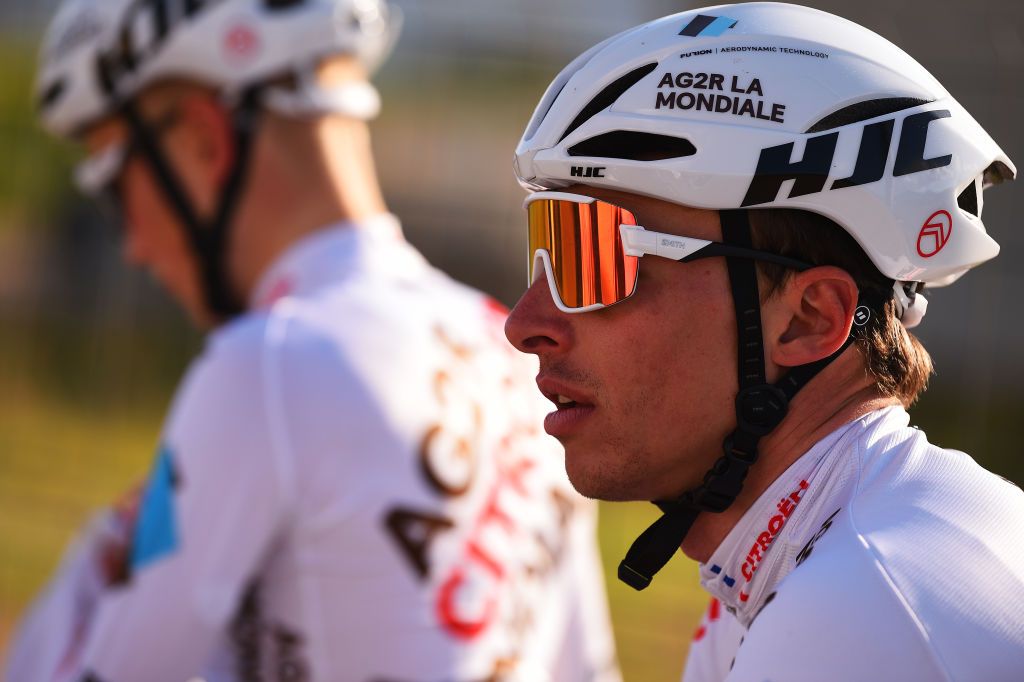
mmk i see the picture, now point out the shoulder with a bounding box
[851,414,1024,602]
[729,514,947,681]
[843,409,1024,582]
[168,315,275,426]
[199,303,370,383]
[165,306,368,454]
[730,416,1024,682]
[847,423,1024,680]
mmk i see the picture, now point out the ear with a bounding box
[175,92,237,188]
[764,266,858,368]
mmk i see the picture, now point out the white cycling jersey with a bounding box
[682,406,1024,682]
[6,216,620,682]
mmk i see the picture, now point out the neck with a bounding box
[227,114,388,304]
[680,348,900,562]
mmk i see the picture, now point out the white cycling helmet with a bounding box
[35,0,401,319]
[516,1,1014,290]
[515,2,1017,593]
[37,0,401,137]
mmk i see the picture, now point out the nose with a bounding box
[504,267,574,357]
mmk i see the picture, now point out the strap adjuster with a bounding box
[735,385,789,436]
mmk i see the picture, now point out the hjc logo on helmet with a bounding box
[570,166,606,178]
[741,109,953,208]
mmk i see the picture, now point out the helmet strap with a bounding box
[618,209,873,591]
[119,86,264,320]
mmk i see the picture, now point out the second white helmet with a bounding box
[37,0,401,137]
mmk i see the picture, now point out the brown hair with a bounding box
[748,209,933,406]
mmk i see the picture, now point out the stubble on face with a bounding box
[543,357,655,501]
[542,188,738,503]
[548,301,734,502]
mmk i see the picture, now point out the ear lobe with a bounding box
[769,266,858,368]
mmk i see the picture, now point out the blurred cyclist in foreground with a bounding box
[6,1,619,680]
[505,3,1024,680]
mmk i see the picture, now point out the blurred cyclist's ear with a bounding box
[766,266,859,371]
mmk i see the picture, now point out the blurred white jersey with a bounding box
[6,216,619,682]
[683,407,1024,682]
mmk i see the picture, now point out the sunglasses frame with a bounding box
[74,140,133,196]
[525,191,813,314]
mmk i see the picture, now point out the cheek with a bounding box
[122,166,203,299]
[620,299,735,419]
[612,265,739,467]
[627,262,737,388]
[123,164,163,232]
[123,166,189,252]
[554,260,744,500]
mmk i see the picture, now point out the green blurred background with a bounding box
[1,1,1022,680]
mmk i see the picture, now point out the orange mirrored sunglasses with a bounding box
[526,192,813,313]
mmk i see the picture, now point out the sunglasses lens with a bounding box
[528,197,640,309]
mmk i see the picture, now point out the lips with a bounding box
[536,376,596,438]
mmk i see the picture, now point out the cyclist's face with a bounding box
[505,186,740,502]
[83,112,211,327]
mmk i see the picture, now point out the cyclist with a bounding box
[5,1,619,680]
[505,3,1024,680]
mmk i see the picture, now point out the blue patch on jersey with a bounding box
[131,446,180,571]
[710,564,737,587]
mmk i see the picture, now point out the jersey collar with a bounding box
[248,213,423,310]
[698,407,906,626]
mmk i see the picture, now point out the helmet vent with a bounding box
[806,97,932,133]
[526,81,568,141]
[559,62,658,143]
[957,178,980,217]
[568,130,696,161]
[983,161,1014,188]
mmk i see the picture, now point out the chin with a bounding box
[564,447,646,502]
[564,440,700,502]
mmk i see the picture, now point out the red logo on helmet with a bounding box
[917,210,952,258]
[224,24,260,61]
